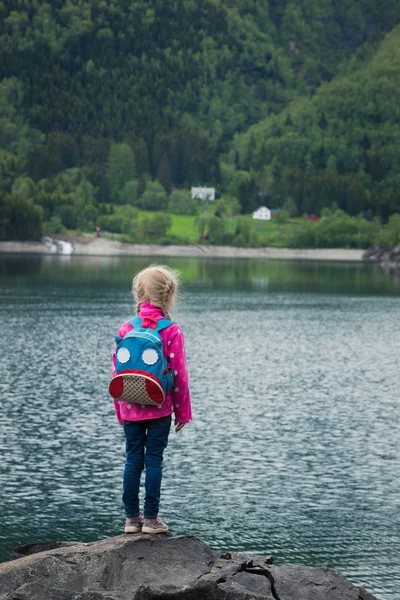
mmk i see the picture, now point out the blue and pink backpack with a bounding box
[109,316,174,407]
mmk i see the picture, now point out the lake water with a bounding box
[0,254,399,599]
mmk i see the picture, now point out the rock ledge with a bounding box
[0,534,380,600]
[363,244,400,278]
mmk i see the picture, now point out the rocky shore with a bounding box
[363,245,400,278]
[0,236,365,261]
[0,534,380,600]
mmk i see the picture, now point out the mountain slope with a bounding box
[232,23,400,217]
[0,0,400,223]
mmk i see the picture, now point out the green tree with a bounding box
[318,113,328,129]
[207,215,225,244]
[156,155,173,194]
[106,143,136,202]
[283,197,298,217]
[0,192,42,240]
[277,209,290,223]
[169,189,198,215]
[234,218,252,246]
[97,214,125,234]
[120,180,139,206]
[29,133,79,180]
[215,195,241,217]
[229,171,257,214]
[139,181,168,211]
[378,213,400,247]
[11,177,36,201]
[139,213,172,239]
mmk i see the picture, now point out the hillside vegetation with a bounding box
[1,0,400,244]
[232,23,400,218]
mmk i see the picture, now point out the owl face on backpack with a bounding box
[109,317,174,407]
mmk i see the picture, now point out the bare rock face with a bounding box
[0,534,381,600]
[363,244,400,279]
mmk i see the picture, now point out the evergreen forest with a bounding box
[1,0,400,247]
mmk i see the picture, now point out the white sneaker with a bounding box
[142,516,168,534]
[124,512,144,534]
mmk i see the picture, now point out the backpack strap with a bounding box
[155,318,174,332]
[115,316,142,343]
[129,316,142,329]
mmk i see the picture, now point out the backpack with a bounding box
[109,316,174,407]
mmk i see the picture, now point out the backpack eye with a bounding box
[142,349,158,365]
[117,347,130,364]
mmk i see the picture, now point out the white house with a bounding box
[191,187,215,201]
[252,206,271,221]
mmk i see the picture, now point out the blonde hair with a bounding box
[132,265,179,320]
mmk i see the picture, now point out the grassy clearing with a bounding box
[242,216,297,247]
[145,211,199,243]
[106,203,306,246]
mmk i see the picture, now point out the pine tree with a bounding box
[157,154,173,194]
[318,113,328,129]
[106,143,136,202]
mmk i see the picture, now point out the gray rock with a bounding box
[389,244,400,259]
[0,534,382,600]
[362,245,384,261]
[219,570,274,600]
[269,564,364,600]
[363,244,400,279]
[359,588,381,600]
[11,540,81,560]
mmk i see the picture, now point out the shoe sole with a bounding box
[125,526,142,534]
[142,526,168,534]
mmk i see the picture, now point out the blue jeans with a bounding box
[123,415,171,519]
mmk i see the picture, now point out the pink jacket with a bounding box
[112,302,192,425]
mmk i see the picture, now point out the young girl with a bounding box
[111,265,192,534]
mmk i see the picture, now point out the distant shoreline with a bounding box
[0,236,367,261]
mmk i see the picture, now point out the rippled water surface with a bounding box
[0,255,399,599]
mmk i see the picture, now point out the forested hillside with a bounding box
[232,23,400,218]
[1,0,400,241]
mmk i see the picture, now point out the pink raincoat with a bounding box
[112,302,192,425]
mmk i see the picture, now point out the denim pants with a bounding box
[123,415,171,519]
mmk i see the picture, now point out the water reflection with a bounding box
[0,254,43,278]
[0,254,399,295]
